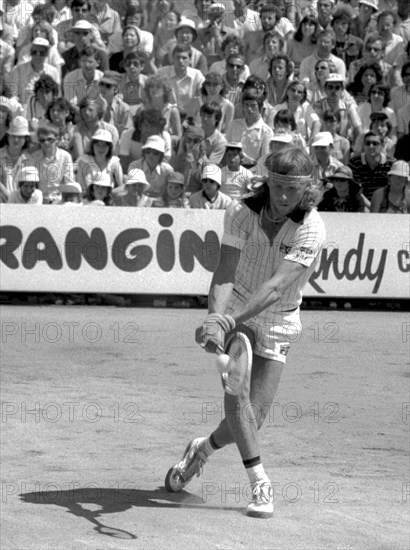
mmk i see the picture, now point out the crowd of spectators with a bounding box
[0,0,409,213]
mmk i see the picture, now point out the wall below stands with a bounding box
[0,206,409,299]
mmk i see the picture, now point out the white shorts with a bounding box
[231,309,302,364]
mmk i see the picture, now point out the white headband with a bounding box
[267,172,312,185]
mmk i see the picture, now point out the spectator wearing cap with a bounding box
[7,38,60,107]
[89,0,122,50]
[119,108,172,172]
[331,4,363,70]
[311,131,344,189]
[71,97,119,160]
[0,115,32,201]
[199,102,227,164]
[76,128,123,192]
[109,25,154,74]
[194,4,237,67]
[57,1,106,55]
[83,171,113,205]
[189,163,232,209]
[152,171,191,208]
[299,29,346,85]
[357,82,397,138]
[350,0,378,41]
[117,52,148,112]
[112,167,154,207]
[313,73,362,142]
[26,73,60,133]
[127,135,173,198]
[17,20,64,79]
[61,19,108,79]
[63,46,104,105]
[157,18,208,74]
[321,109,350,164]
[220,142,253,199]
[370,160,410,213]
[318,165,366,212]
[57,181,83,206]
[157,44,205,119]
[98,71,132,138]
[349,130,394,208]
[227,88,274,172]
[8,165,42,204]
[171,125,208,193]
[199,71,234,135]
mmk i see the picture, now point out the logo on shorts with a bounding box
[279,344,290,356]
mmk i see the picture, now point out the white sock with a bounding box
[246,463,270,486]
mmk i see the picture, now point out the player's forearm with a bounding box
[208,281,234,315]
[230,280,281,325]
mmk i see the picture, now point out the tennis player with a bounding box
[166,146,326,518]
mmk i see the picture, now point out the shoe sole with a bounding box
[246,508,273,519]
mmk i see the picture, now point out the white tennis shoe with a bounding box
[165,437,208,492]
[246,481,274,518]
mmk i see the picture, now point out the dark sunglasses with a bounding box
[365,140,381,146]
[228,63,244,69]
[99,82,115,89]
[39,137,56,143]
[125,61,141,67]
[31,50,47,56]
[326,84,342,90]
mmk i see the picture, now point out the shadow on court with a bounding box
[20,487,240,540]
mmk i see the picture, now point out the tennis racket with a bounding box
[215,332,252,396]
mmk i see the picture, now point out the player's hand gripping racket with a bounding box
[214,332,252,396]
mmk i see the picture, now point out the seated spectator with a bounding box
[72,97,119,160]
[357,83,397,136]
[376,10,404,66]
[397,101,410,138]
[128,135,173,198]
[208,34,250,82]
[17,21,64,79]
[152,7,180,59]
[171,125,207,193]
[306,58,337,103]
[299,29,346,84]
[57,1,106,55]
[318,165,366,212]
[189,163,232,209]
[220,142,253,199]
[273,109,308,150]
[272,80,321,143]
[142,74,182,143]
[390,61,410,116]
[350,0,378,40]
[98,71,132,138]
[7,38,60,107]
[110,6,154,59]
[363,112,396,157]
[266,54,294,107]
[28,123,75,203]
[286,15,318,75]
[316,0,337,32]
[314,73,362,142]
[26,74,60,133]
[158,18,207,74]
[63,46,103,105]
[110,24,149,73]
[152,171,190,208]
[83,171,114,205]
[199,72,234,135]
[8,165,42,204]
[347,33,393,87]
[45,97,76,153]
[89,0,122,51]
[0,115,32,202]
[370,160,410,213]
[14,2,58,54]
[120,108,172,172]
[0,104,13,149]
[227,89,274,170]
[156,44,205,119]
[118,52,148,113]
[220,52,246,107]
[229,0,262,37]
[0,78,24,119]
[194,3,237,67]
[311,131,344,189]
[77,128,122,192]
[112,167,154,207]
[248,30,286,82]
[58,181,84,206]
[346,61,384,105]
[0,24,15,77]
[331,4,363,70]
[256,131,295,178]
[394,121,410,161]
[199,102,227,164]
[235,76,277,128]
[321,109,351,164]
[349,130,394,209]
[50,0,72,27]
[60,19,108,78]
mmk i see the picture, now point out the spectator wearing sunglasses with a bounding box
[60,19,107,78]
[98,71,132,138]
[347,33,393,88]
[357,82,397,136]
[118,52,148,113]
[7,38,60,107]
[57,0,106,54]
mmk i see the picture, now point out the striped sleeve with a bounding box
[221,200,250,249]
[284,210,326,267]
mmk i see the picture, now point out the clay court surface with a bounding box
[0,305,409,549]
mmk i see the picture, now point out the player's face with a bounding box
[267,177,307,216]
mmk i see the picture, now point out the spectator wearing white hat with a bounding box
[76,128,123,193]
[350,0,378,40]
[370,159,410,213]
[127,135,174,198]
[157,18,208,74]
[220,142,253,200]
[112,167,154,207]
[58,181,83,206]
[8,165,43,204]
[311,131,344,189]
[0,116,32,201]
[7,37,60,107]
[57,2,106,55]
[194,4,237,67]
[256,131,294,178]
[189,163,232,209]
[83,171,113,205]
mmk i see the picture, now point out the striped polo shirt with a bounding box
[348,153,394,201]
